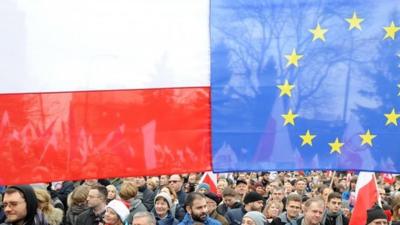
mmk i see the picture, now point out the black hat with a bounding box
[204,192,221,205]
[243,192,264,204]
[367,206,387,224]
[236,179,247,186]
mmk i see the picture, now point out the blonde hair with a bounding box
[69,186,89,207]
[264,200,284,218]
[120,182,138,200]
[160,186,178,202]
[393,202,400,221]
[34,188,53,213]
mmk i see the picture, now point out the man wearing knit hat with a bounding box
[366,206,387,225]
[104,200,130,225]
[1,185,47,225]
[242,211,266,225]
[225,192,264,225]
[205,192,228,225]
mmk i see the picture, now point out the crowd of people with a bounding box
[0,171,399,225]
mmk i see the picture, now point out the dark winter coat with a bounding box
[224,207,246,225]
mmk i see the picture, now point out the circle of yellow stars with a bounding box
[277,11,400,154]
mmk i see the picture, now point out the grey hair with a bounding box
[133,212,156,225]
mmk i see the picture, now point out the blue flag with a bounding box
[211,0,400,172]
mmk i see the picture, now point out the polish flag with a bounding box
[199,171,218,194]
[382,173,396,184]
[0,1,211,185]
[349,172,379,225]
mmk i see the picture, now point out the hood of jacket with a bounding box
[8,185,38,225]
[70,204,88,215]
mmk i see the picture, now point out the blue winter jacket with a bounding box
[177,213,221,225]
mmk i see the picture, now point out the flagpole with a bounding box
[329,171,336,190]
[373,172,382,207]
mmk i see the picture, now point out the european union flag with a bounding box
[211,0,400,172]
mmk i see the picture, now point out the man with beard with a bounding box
[295,198,325,225]
[178,192,221,225]
[225,192,264,225]
[321,193,349,225]
[271,193,302,225]
[1,185,48,225]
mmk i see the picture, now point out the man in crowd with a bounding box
[178,192,221,225]
[132,212,156,225]
[269,186,286,206]
[76,185,107,225]
[295,197,325,225]
[225,192,264,225]
[169,174,187,205]
[294,178,308,199]
[322,192,349,225]
[1,185,47,225]
[133,177,156,211]
[205,192,228,225]
[234,180,248,201]
[217,188,242,216]
[271,193,302,225]
[366,206,387,225]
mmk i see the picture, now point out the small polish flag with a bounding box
[199,171,218,194]
[349,172,379,225]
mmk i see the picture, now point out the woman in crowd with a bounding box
[107,185,119,203]
[104,200,130,225]
[119,181,147,224]
[263,200,283,224]
[65,186,89,225]
[152,193,179,225]
[241,211,267,225]
[34,188,64,225]
[392,202,400,225]
[160,186,185,221]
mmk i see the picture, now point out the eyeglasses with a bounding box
[169,180,179,183]
[87,195,100,199]
[2,201,25,209]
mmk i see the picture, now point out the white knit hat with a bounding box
[154,192,172,209]
[243,211,266,225]
[106,200,130,222]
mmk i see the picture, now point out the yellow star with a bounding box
[384,108,400,126]
[277,80,295,97]
[345,12,364,30]
[383,21,400,40]
[300,130,316,146]
[309,23,328,41]
[281,109,298,126]
[329,138,344,154]
[285,49,303,67]
[359,130,376,147]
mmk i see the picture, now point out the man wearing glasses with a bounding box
[76,185,108,225]
[169,175,186,205]
[1,185,47,225]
